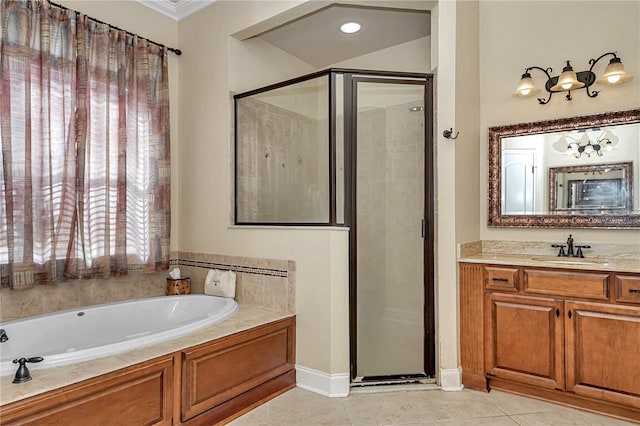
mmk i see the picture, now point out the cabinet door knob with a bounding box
[556,308,560,317]
[568,311,572,319]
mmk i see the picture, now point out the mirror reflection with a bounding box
[501,122,639,215]
[549,162,632,212]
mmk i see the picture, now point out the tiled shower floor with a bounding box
[229,386,636,425]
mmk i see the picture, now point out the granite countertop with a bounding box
[458,253,640,274]
[0,305,293,406]
[457,240,640,274]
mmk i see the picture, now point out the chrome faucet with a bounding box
[0,329,7,343]
[551,234,591,258]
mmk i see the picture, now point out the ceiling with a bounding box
[135,0,215,21]
[135,1,430,67]
[258,5,430,68]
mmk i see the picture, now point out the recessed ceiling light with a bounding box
[340,22,361,34]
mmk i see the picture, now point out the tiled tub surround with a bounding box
[0,270,170,323]
[458,240,640,273]
[171,252,295,314]
[0,252,295,323]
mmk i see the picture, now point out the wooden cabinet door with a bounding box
[181,317,295,422]
[0,356,174,426]
[565,301,640,409]
[485,293,564,390]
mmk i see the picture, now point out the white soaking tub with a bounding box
[0,295,237,377]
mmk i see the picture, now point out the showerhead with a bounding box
[409,106,424,112]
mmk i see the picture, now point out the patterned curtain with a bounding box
[0,0,170,289]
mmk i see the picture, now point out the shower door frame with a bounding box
[232,68,435,380]
[345,72,435,382]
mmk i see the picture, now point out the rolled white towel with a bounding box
[204,269,236,299]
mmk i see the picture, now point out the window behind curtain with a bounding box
[0,1,170,289]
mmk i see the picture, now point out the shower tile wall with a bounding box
[357,100,425,376]
[0,252,296,322]
[236,98,328,222]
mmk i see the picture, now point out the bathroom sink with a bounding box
[530,257,609,266]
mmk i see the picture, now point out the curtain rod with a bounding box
[47,1,182,56]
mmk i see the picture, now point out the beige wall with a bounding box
[479,1,640,244]
[430,0,474,387]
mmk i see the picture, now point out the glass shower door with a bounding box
[354,79,427,379]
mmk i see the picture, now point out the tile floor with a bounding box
[229,386,637,426]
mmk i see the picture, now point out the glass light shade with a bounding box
[601,130,619,148]
[579,133,591,146]
[550,66,585,92]
[552,136,570,153]
[513,74,540,97]
[596,58,634,86]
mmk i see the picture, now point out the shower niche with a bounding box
[234,68,436,383]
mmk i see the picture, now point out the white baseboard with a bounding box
[439,367,464,391]
[295,365,350,397]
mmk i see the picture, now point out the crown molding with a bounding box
[135,0,217,21]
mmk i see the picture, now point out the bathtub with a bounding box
[0,295,237,377]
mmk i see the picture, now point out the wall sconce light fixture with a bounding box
[514,52,634,104]
[552,130,619,159]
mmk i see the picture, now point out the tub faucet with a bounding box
[0,329,7,343]
[12,357,44,384]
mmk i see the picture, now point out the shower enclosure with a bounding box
[234,69,434,383]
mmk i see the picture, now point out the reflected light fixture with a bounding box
[340,22,361,34]
[552,130,619,159]
[513,52,634,104]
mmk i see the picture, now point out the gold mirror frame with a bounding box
[488,108,640,228]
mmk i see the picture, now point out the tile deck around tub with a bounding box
[0,305,292,406]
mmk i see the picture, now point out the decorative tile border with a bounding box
[170,258,288,278]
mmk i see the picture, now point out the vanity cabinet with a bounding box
[484,293,564,390]
[565,301,640,409]
[460,263,640,422]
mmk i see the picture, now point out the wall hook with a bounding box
[443,128,460,139]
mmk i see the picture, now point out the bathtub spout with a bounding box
[0,329,7,342]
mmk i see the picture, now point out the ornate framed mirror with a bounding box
[488,108,640,228]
